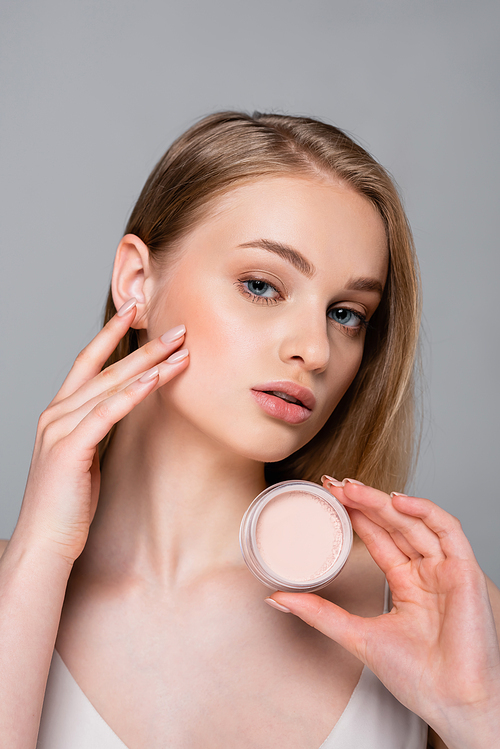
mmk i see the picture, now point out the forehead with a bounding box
[175,175,389,282]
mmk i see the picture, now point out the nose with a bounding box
[278,306,330,373]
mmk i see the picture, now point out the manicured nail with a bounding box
[390,492,408,498]
[139,366,159,383]
[321,474,343,487]
[264,598,291,614]
[343,478,365,486]
[161,325,186,344]
[166,348,189,363]
[117,298,137,317]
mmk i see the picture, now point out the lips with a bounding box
[251,381,316,425]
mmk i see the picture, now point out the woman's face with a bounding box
[146,175,388,463]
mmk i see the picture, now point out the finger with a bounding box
[348,508,411,570]
[52,298,139,404]
[89,451,100,522]
[344,490,423,560]
[326,481,445,560]
[322,480,419,558]
[390,493,475,560]
[48,351,189,450]
[266,592,371,664]
[49,325,186,419]
[386,528,423,561]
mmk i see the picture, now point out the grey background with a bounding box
[1,1,499,583]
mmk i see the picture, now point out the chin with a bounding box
[189,415,312,466]
[237,442,298,464]
[219,420,320,465]
[159,382,327,465]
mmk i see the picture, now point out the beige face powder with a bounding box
[240,481,352,592]
[256,491,343,581]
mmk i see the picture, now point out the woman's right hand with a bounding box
[14,298,189,566]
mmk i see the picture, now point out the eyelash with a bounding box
[235,278,369,337]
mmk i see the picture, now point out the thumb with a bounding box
[266,592,369,663]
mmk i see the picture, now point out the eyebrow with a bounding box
[237,239,316,278]
[237,238,385,297]
[345,277,384,296]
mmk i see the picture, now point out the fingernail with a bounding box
[160,325,186,344]
[139,366,159,383]
[264,598,291,614]
[321,474,343,487]
[117,298,137,317]
[166,348,189,363]
[390,492,408,498]
[343,478,365,486]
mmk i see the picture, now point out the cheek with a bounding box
[323,343,364,414]
[185,301,258,367]
[162,281,265,399]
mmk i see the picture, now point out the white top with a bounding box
[37,585,428,748]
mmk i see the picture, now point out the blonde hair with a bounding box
[100,111,421,493]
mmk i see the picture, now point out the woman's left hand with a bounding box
[268,480,500,749]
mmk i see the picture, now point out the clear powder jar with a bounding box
[239,480,353,592]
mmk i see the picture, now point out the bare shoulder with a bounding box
[0,539,9,560]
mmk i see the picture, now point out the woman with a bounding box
[1,112,499,748]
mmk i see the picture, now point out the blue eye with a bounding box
[328,307,364,328]
[244,280,278,298]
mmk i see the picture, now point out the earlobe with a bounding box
[111,234,152,329]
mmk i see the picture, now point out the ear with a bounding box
[111,234,153,330]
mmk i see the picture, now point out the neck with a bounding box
[79,395,268,588]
